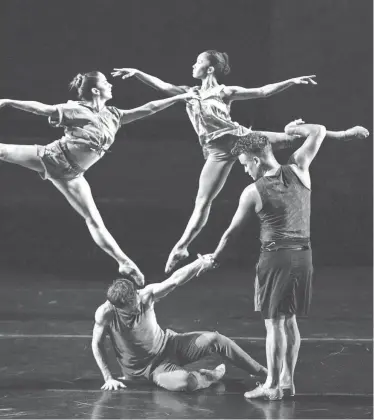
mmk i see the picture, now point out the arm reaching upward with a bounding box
[222,75,317,101]
[0,99,57,117]
[112,68,190,96]
[140,257,212,303]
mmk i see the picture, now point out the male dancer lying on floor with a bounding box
[92,257,267,391]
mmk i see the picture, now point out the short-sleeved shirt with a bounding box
[48,101,124,171]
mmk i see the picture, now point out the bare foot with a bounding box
[344,126,369,141]
[199,364,226,383]
[119,262,144,287]
[165,247,189,274]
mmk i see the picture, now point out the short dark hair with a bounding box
[107,278,136,308]
[69,71,102,100]
[231,132,272,157]
[203,50,231,79]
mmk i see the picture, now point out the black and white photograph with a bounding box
[0,0,372,418]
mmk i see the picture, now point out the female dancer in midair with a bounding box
[112,51,368,273]
[0,71,198,285]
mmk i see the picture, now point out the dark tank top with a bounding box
[255,165,311,245]
[107,302,168,377]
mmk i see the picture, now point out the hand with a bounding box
[284,118,305,132]
[292,75,317,85]
[0,99,9,109]
[101,378,126,391]
[111,68,139,80]
[196,253,218,277]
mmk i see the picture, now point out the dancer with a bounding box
[112,50,368,273]
[198,120,369,399]
[92,256,267,392]
[0,71,198,285]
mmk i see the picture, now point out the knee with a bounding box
[84,212,104,229]
[196,331,224,349]
[0,144,8,160]
[154,371,191,392]
[265,317,285,332]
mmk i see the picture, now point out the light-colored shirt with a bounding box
[48,101,124,171]
[186,85,251,147]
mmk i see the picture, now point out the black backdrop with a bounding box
[0,0,372,274]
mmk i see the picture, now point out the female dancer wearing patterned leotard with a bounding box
[0,71,198,285]
[112,51,369,273]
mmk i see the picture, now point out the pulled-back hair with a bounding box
[231,132,272,157]
[69,71,102,100]
[204,50,231,79]
[107,278,137,308]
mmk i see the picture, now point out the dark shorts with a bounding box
[144,330,218,383]
[36,140,85,181]
[254,249,313,319]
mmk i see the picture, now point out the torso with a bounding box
[254,164,311,244]
[185,85,251,146]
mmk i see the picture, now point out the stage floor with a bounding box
[0,266,372,419]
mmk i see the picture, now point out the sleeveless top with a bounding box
[48,101,124,170]
[185,85,251,147]
[106,302,168,377]
[255,165,311,244]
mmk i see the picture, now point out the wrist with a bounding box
[209,255,220,269]
[104,374,113,381]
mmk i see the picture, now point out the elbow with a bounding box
[310,124,326,138]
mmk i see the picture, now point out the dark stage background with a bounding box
[0,0,372,277]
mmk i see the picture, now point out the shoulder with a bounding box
[240,183,261,207]
[106,105,122,118]
[138,287,155,307]
[95,301,114,325]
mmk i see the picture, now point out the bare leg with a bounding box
[0,143,44,172]
[153,364,226,392]
[51,177,144,286]
[244,317,285,400]
[279,315,300,396]
[165,157,235,273]
[260,125,369,151]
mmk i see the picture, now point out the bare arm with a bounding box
[222,75,317,101]
[112,68,189,96]
[0,99,57,117]
[119,91,197,125]
[212,185,259,263]
[287,123,327,170]
[92,305,125,390]
[140,258,208,303]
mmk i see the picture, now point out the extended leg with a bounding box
[51,176,144,286]
[0,143,44,172]
[165,157,235,273]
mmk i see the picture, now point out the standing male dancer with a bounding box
[200,120,369,399]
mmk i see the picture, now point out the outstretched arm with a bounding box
[92,305,126,391]
[119,91,198,125]
[212,185,258,264]
[222,75,317,101]
[140,257,210,302]
[112,68,189,96]
[0,99,57,117]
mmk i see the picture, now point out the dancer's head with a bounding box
[69,71,113,101]
[192,50,231,80]
[231,133,274,181]
[107,278,139,312]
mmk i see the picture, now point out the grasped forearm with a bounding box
[92,343,113,381]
